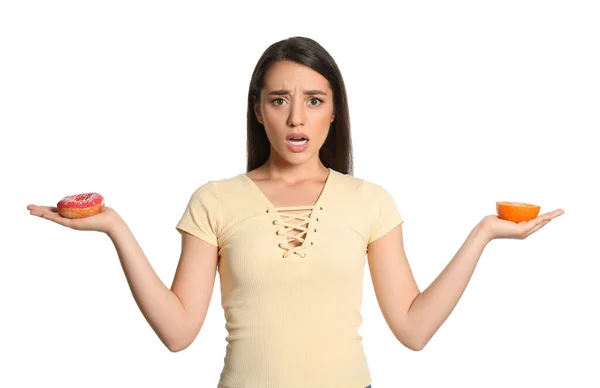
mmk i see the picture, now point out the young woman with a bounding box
[27,36,564,388]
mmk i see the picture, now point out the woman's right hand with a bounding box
[27,204,122,234]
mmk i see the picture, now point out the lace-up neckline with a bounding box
[242,168,334,259]
[271,205,323,258]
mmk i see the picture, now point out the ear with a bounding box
[253,96,263,124]
[331,113,335,123]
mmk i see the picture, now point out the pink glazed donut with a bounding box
[57,192,105,219]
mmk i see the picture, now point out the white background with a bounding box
[2,0,599,387]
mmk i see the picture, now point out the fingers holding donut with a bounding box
[27,193,121,234]
[27,204,76,228]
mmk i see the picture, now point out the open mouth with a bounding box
[286,132,310,146]
[287,137,308,146]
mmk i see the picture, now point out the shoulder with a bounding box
[331,169,391,199]
[360,178,394,200]
[188,173,246,197]
[331,169,363,188]
[185,173,262,220]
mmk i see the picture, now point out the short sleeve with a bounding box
[175,181,221,247]
[362,180,404,244]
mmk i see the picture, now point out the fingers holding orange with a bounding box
[496,201,564,224]
[527,218,552,236]
[540,208,565,220]
[490,201,564,239]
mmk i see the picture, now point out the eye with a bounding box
[308,97,322,106]
[272,98,286,106]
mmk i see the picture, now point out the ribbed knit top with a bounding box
[175,168,404,388]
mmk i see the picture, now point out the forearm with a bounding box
[107,217,188,351]
[406,223,492,349]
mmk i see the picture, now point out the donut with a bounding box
[57,192,105,219]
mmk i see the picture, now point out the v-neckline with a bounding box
[242,167,334,210]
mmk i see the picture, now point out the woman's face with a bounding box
[254,60,335,166]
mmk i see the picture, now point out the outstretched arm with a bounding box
[108,218,218,352]
[367,210,563,351]
[27,205,219,352]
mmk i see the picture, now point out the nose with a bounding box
[287,100,305,127]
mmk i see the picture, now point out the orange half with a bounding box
[496,201,540,223]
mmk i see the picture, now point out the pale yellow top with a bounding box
[176,168,403,388]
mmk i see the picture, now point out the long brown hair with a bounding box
[246,36,353,175]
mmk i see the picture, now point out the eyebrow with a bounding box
[267,89,328,96]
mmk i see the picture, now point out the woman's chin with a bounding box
[273,149,316,166]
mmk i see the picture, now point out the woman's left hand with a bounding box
[479,208,565,241]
